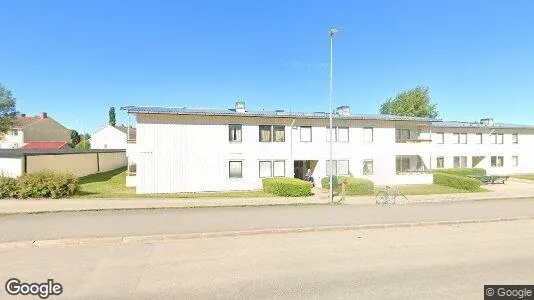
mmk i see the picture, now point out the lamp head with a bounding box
[329,28,340,37]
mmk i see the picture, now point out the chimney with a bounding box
[20,113,26,117]
[40,112,48,119]
[235,101,246,113]
[336,105,350,116]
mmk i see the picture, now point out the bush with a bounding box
[322,176,374,195]
[435,168,486,177]
[0,176,18,198]
[433,172,482,192]
[262,178,312,197]
[16,170,80,199]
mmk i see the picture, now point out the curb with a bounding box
[1,216,533,250]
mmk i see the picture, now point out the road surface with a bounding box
[1,199,534,243]
[1,220,534,299]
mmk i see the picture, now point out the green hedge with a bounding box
[0,171,80,199]
[262,178,312,197]
[322,176,375,195]
[434,168,486,177]
[433,172,482,192]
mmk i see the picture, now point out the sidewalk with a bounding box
[1,180,534,215]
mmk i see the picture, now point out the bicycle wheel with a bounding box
[375,191,388,204]
[394,194,408,204]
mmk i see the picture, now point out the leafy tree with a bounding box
[109,107,116,126]
[82,133,90,140]
[75,140,91,149]
[70,130,81,147]
[379,86,438,118]
[0,83,18,136]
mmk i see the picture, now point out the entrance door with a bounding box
[293,160,317,180]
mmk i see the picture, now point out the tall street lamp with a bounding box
[329,28,339,203]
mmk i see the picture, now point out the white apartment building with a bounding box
[122,102,534,194]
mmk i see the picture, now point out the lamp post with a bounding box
[329,28,339,203]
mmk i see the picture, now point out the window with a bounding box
[476,133,483,144]
[491,156,504,167]
[453,133,459,144]
[326,160,338,176]
[259,161,272,177]
[127,163,137,175]
[396,129,410,141]
[273,161,286,177]
[453,156,467,168]
[338,160,349,175]
[259,125,285,142]
[436,157,444,168]
[512,134,518,144]
[512,156,518,167]
[363,127,373,142]
[229,124,242,142]
[338,127,349,142]
[491,133,503,144]
[435,132,444,144]
[325,127,337,142]
[453,133,467,144]
[300,126,312,142]
[229,161,242,178]
[396,157,411,173]
[11,130,18,136]
[363,160,373,175]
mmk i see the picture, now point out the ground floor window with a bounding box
[512,156,518,167]
[436,157,444,168]
[453,156,467,168]
[259,160,285,178]
[229,161,243,178]
[127,163,137,175]
[491,156,504,167]
[326,160,349,176]
[396,156,427,174]
[363,160,373,175]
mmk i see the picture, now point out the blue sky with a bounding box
[1,0,533,133]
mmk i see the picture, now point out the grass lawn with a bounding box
[511,174,534,181]
[376,184,489,195]
[77,168,274,198]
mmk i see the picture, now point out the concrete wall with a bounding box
[0,157,23,177]
[25,152,126,177]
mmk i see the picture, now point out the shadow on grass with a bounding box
[78,167,127,185]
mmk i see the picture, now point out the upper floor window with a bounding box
[300,126,312,142]
[512,134,518,144]
[396,129,410,141]
[435,132,444,144]
[363,127,373,142]
[11,130,19,136]
[326,127,349,142]
[491,133,503,144]
[453,133,467,144]
[476,133,483,144]
[229,124,242,142]
[259,125,285,142]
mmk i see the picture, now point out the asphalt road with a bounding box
[1,220,533,299]
[1,199,534,243]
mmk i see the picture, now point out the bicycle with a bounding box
[375,186,408,204]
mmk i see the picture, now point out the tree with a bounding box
[0,83,18,136]
[379,86,438,118]
[82,133,90,140]
[75,140,91,149]
[109,107,116,126]
[70,130,81,147]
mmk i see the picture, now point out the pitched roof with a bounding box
[22,141,70,150]
[114,125,136,139]
[13,116,43,128]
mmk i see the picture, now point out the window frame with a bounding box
[436,156,444,168]
[435,132,444,144]
[363,127,374,143]
[259,125,272,142]
[228,124,243,143]
[459,133,467,144]
[300,126,312,142]
[259,161,273,178]
[259,160,286,178]
[512,134,518,144]
[337,127,349,142]
[476,133,483,144]
[338,160,350,175]
[512,156,518,167]
[326,160,338,176]
[453,156,467,168]
[363,159,374,175]
[272,125,285,142]
[229,161,243,178]
[490,156,504,167]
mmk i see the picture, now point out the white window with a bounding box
[512,134,518,144]
[273,161,285,177]
[453,156,467,168]
[363,127,373,142]
[229,124,242,142]
[229,161,242,178]
[259,161,273,178]
[259,125,285,142]
[491,156,504,167]
[325,127,337,142]
[363,160,373,175]
[436,157,444,168]
[459,133,467,144]
[300,126,312,142]
[476,133,483,144]
[338,127,349,142]
[338,160,349,175]
[453,133,459,144]
[326,160,338,176]
[273,126,285,142]
[492,133,504,144]
[259,125,272,142]
[435,132,444,144]
[11,130,18,136]
[512,156,518,167]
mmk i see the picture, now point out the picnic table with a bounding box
[468,175,510,185]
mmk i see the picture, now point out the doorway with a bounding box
[293,160,318,180]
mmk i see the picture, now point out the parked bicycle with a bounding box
[375,186,408,204]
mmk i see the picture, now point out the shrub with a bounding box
[16,170,79,199]
[262,177,312,197]
[434,168,486,177]
[433,172,482,192]
[0,176,18,198]
[322,176,374,195]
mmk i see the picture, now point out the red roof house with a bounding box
[22,141,71,150]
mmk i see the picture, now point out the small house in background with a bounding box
[0,112,71,149]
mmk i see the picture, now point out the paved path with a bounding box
[1,199,534,243]
[1,220,533,299]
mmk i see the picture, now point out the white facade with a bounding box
[0,130,24,149]
[125,107,534,194]
[90,126,128,150]
[0,157,23,177]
